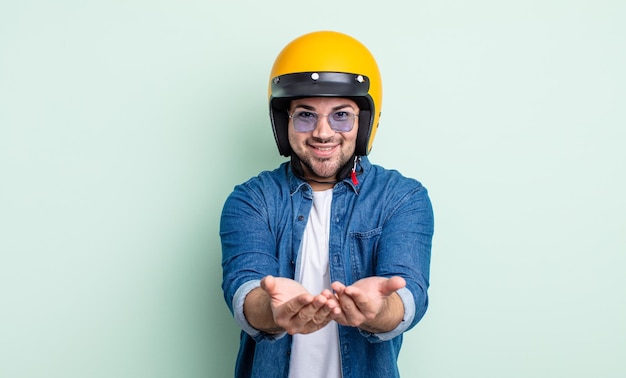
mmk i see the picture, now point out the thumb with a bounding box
[260,275,276,294]
[381,276,406,296]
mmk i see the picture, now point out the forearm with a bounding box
[359,291,405,334]
[243,287,284,334]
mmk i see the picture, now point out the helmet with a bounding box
[268,31,383,156]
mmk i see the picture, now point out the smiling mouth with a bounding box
[310,144,338,155]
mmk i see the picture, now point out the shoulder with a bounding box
[224,162,292,208]
[360,158,432,213]
[235,162,290,191]
[362,158,427,194]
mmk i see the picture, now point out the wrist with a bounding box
[258,326,286,334]
[360,292,404,333]
[244,287,280,332]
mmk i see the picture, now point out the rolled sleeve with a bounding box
[233,279,287,341]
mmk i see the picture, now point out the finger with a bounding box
[336,291,367,326]
[320,294,342,319]
[331,281,346,294]
[323,294,339,310]
[380,276,406,295]
[321,289,335,299]
[342,285,369,307]
[296,295,326,323]
[310,298,333,325]
[275,293,314,327]
[328,306,342,320]
[310,311,329,325]
[282,296,327,334]
[332,312,347,325]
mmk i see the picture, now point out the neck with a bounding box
[305,176,337,191]
[299,164,337,190]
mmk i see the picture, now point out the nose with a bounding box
[311,114,335,139]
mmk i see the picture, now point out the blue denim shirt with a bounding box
[220,156,434,378]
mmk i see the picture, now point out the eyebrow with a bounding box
[292,103,356,112]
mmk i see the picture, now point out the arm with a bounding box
[221,180,341,337]
[373,183,434,333]
[332,181,434,339]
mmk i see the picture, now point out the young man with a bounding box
[220,31,434,378]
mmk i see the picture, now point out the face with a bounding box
[288,97,359,186]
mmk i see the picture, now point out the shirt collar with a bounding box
[287,156,370,196]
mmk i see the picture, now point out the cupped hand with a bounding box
[331,276,406,328]
[261,275,341,335]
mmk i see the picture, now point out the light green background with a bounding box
[1,1,624,377]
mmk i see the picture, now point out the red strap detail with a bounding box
[351,171,358,185]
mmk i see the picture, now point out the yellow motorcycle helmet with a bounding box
[268,30,382,156]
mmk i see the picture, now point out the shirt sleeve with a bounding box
[233,279,287,341]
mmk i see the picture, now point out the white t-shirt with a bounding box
[289,189,342,378]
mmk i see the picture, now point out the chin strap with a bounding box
[290,154,362,186]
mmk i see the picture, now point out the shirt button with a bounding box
[297,215,304,221]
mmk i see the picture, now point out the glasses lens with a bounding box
[292,111,317,132]
[329,111,355,132]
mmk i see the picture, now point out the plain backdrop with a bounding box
[1,1,624,377]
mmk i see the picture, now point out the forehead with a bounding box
[290,97,359,110]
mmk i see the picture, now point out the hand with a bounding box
[260,275,341,335]
[331,276,406,331]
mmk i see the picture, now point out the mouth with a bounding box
[309,144,338,157]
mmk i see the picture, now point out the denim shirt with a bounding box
[220,156,434,378]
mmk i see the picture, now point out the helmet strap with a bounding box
[290,154,362,186]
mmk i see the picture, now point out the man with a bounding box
[220,31,434,378]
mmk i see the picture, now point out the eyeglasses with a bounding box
[288,110,358,133]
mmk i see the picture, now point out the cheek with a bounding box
[287,128,302,147]
[343,129,359,146]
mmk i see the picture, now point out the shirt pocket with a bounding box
[349,227,382,281]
